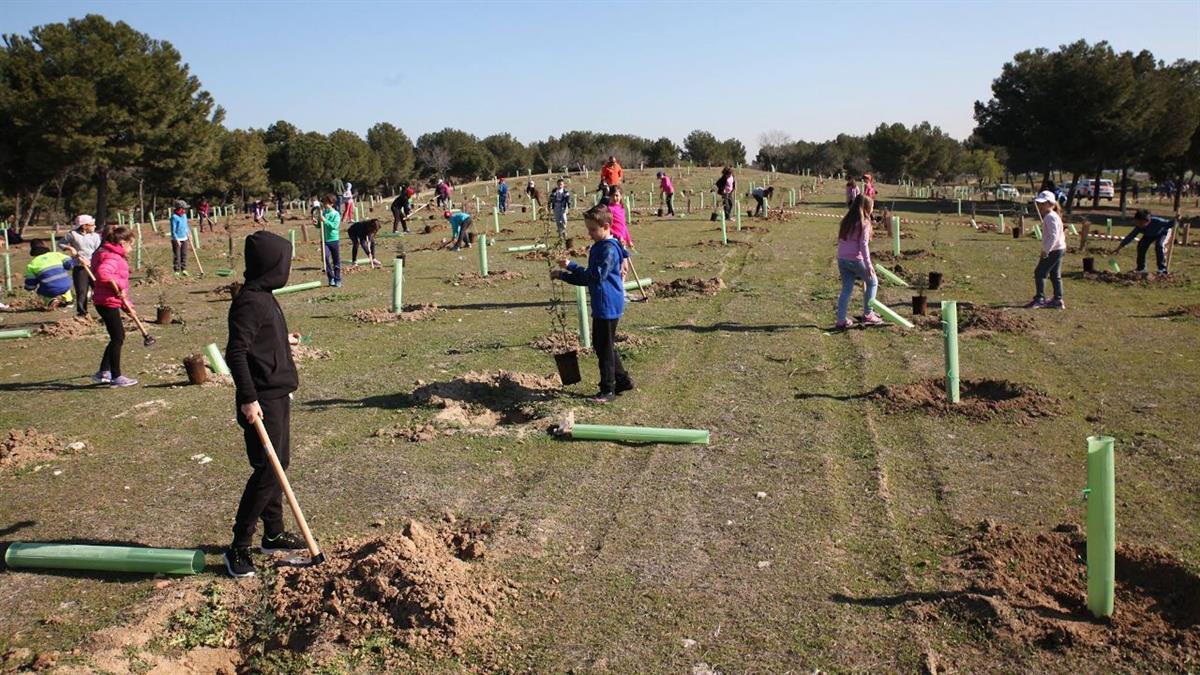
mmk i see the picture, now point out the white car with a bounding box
[1077,179,1115,201]
[995,184,1020,201]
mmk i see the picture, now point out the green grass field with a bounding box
[0,168,1197,672]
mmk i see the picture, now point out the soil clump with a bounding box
[650,277,726,298]
[1,428,78,471]
[353,304,441,323]
[871,378,1058,421]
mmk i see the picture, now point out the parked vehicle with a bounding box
[995,184,1020,201]
[1076,179,1115,201]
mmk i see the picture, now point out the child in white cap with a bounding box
[1025,190,1067,309]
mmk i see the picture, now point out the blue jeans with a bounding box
[837,258,877,322]
[1135,230,1171,273]
[1034,249,1064,299]
[324,240,341,284]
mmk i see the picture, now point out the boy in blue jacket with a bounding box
[170,200,190,276]
[1111,209,1174,275]
[551,204,634,403]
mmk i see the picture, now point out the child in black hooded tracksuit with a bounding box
[223,230,306,578]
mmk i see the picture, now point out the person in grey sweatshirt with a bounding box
[58,215,101,316]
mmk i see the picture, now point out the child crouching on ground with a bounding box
[551,204,634,403]
[347,218,381,268]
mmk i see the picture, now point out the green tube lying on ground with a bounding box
[506,243,546,253]
[0,329,32,340]
[570,424,709,445]
[868,298,914,328]
[1086,435,1115,618]
[1108,258,1120,273]
[204,342,231,376]
[5,542,204,575]
[874,264,910,287]
[624,278,651,291]
[272,280,322,296]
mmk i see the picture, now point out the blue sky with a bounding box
[5,1,1198,155]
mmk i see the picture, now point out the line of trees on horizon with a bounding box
[2,16,1197,233]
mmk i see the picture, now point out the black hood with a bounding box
[242,231,291,292]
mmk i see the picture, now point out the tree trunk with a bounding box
[138,179,145,224]
[95,168,109,229]
[1091,163,1103,209]
[1064,172,1081,215]
[1118,166,1129,214]
[1041,168,1052,189]
[1174,171,1185,213]
[1027,172,1036,192]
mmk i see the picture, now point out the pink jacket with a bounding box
[660,176,674,194]
[608,203,632,247]
[836,219,873,267]
[92,242,131,309]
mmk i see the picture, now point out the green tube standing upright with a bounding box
[720,209,728,245]
[191,226,200,250]
[392,257,403,313]
[735,201,742,230]
[1033,224,1043,240]
[5,542,204,575]
[575,285,591,349]
[957,199,962,216]
[892,216,901,256]
[204,342,231,376]
[289,230,296,259]
[1106,218,1112,235]
[493,207,500,233]
[1085,435,1115,619]
[3,252,11,292]
[569,424,709,445]
[135,224,142,270]
[941,300,960,404]
[478,233,489,277]
[531,199,538,221]
[998,214,1005,233]
[272,280,322,296]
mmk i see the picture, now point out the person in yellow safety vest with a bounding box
[23,239,78,308]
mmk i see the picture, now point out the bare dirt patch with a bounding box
[272,520,517,659]
[915,305,1035,334]
[871,378,1058,421]
[340,263,380,277]
[34,315,102,339]
[0,297,53,313]
[515,246,589,261]
[665,261,701,270]
[133,265,184,287]
[1081,271,1189,287]
[913,521,1199,670]
[529,331,656,354]
[650,277,726,298]
[694,239,751,248]
[353,304,441,323]
[1166,303,1200,318]
[291,345,331,362]
[373,423,444,442]
[448,270,524,287]
[409,370,561,431]
[1,428,80,471]
[873,249,934,262]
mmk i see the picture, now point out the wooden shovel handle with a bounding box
[252,417,321,558]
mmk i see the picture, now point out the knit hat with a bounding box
[75,214,95,227]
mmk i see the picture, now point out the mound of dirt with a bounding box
[873,249,933,262]
[1167,303,1200,318]
[529,331,656,354]
[410,370,559,430]
[35,315,101,339]
[959,306,1034,333]
[871,378,1058,421]
[694,239,751,248]
[762,210,791,223]
[0,297,53,312]
[666,261,701,270]
[514,246,589,261]
[1081,271,1189,287]
[272,520,516,657]
[650,277,726,298]
[353,304,441,323]
[373,424,443,442]
[1,428,78,470]
[291,345,331,362]
[449,270,524,287]
[914,521,1200,669]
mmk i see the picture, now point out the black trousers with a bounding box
[232,394,290,547]
[97,305,125,377]
[592,317,631,393]
[172,239,188,271]
[351,235,375,262]
[722,194,734,220]
[665,192,675,215]
[72,266,92,316]
[753,194,765,216]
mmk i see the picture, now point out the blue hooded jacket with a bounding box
[558,237,628,320]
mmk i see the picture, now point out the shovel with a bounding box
[78,260,156,346]
[252,417,324,566]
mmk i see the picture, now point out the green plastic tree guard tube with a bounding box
[570,424,709,445]
[892,216,901,256]
[289,230,296,259]
[1033,224,1043,240]
[4,252,11,292]
[0,329,32,340]
[957,199,962,216]
[191,226,200,250]
[623,277,651,291]
[272,280,322,296]
[1085,435,1115,619]
[941,300,960,403]
[5,542,204,575]
[998,213,1005,233]
[391,257,403,313]
[575,285,591,349]
[1108,258,1120,273]
[493,207,500,233]
[720,209,728,245]
[874,263,909,287]
[478,233,488,277]
[868,298,914,329]
[135,224,142,270]
[1106,217,1112,235]
[1069,222,1079,236]
[506,243,546,253]
[735,201,742,230]
[204,342,231,376]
